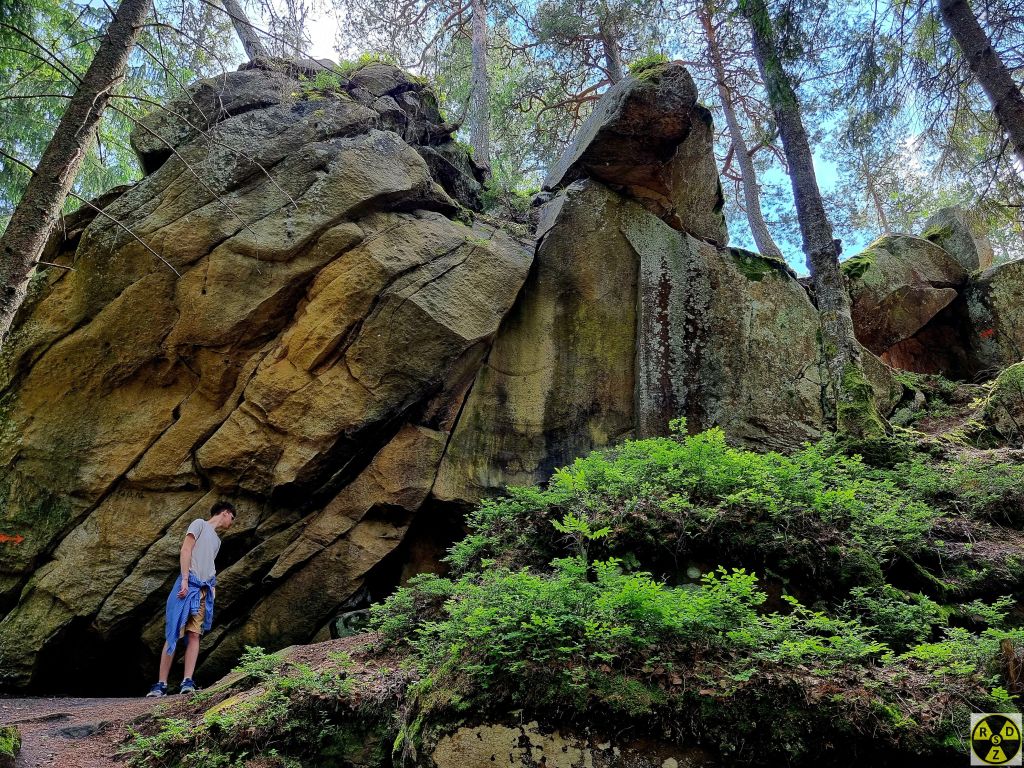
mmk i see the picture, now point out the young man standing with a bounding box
[146,500,236,696]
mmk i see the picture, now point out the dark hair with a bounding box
[210,500,236,519]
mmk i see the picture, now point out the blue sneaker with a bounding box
[145,681,167,697]
[179,678,198,694]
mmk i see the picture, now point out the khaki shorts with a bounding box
[179,587,207,637]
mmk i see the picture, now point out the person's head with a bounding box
[209,500,236,530]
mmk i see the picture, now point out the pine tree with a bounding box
[739,0,885,438]
[697,0,783,259]
[938,0,1024,174]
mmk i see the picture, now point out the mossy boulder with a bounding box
[962,258,1024,376]
[844,235,967,355]
[922,206,994,272]
[986,362,1024,445]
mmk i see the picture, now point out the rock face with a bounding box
[844,235,966,355]
[962,259,1024,375]
[0,60,895,692]
[436,164,826,499]
[0,59,529,692]
[430,721,714,768]
[843,224,1023,379]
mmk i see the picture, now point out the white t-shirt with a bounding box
[186,518,221,582]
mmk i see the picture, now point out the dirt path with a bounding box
[1,697,167,768]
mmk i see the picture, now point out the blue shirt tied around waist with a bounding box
[165,572,216,655]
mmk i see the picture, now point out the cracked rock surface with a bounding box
[0,60,897,692]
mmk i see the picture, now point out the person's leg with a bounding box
[158,641,174,683]
[183,631,201,680]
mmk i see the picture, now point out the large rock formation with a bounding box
[0,59,526,691]
[0,60,895,692]
[844,234,966,354]
[843,212,1023,379]
[922,205,994,272]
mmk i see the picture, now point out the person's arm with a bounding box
[177,533,196,598]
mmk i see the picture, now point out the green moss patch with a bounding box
[837,362,889,441]
[0,725,20,766]
[727,247,792,282]
[841,249,878,281]
[921,223,954,243]
[627,53,670,78]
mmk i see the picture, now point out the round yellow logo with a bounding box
[972,715,1023,765]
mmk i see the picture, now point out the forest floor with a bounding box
[0,637,374,768]
[0,696,163,768]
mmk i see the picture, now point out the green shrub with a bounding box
[901,627,1024,680]
[627,51,670,77]
[374,543,892,723]
[445,427,943,587]
[847,585,946,649]
[335,51,397,78]
[369,426,1024,755]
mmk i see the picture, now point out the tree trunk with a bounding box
[699,1,783,260]
[0,0,153,346]
[860,150,892,234]
[468,0,491,174]
[598,20,625,84]
[739,0,885,438]
[939,0,1024,173]
[219,0,268,61]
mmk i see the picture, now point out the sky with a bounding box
[254,1,877,276]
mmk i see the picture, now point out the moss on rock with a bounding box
[0,725,20,768]
[837,362,889,441]
[841,250,877,281]
[985,362,1024,446]
[727,247,793,282]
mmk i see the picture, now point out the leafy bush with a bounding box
[847,585,946,649]
[448,427,944,591]
[627,51,670,76]
[335,51,397,78]
[375,528,894,725]
[902,627,1024,678]
[371,426,1024,758]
